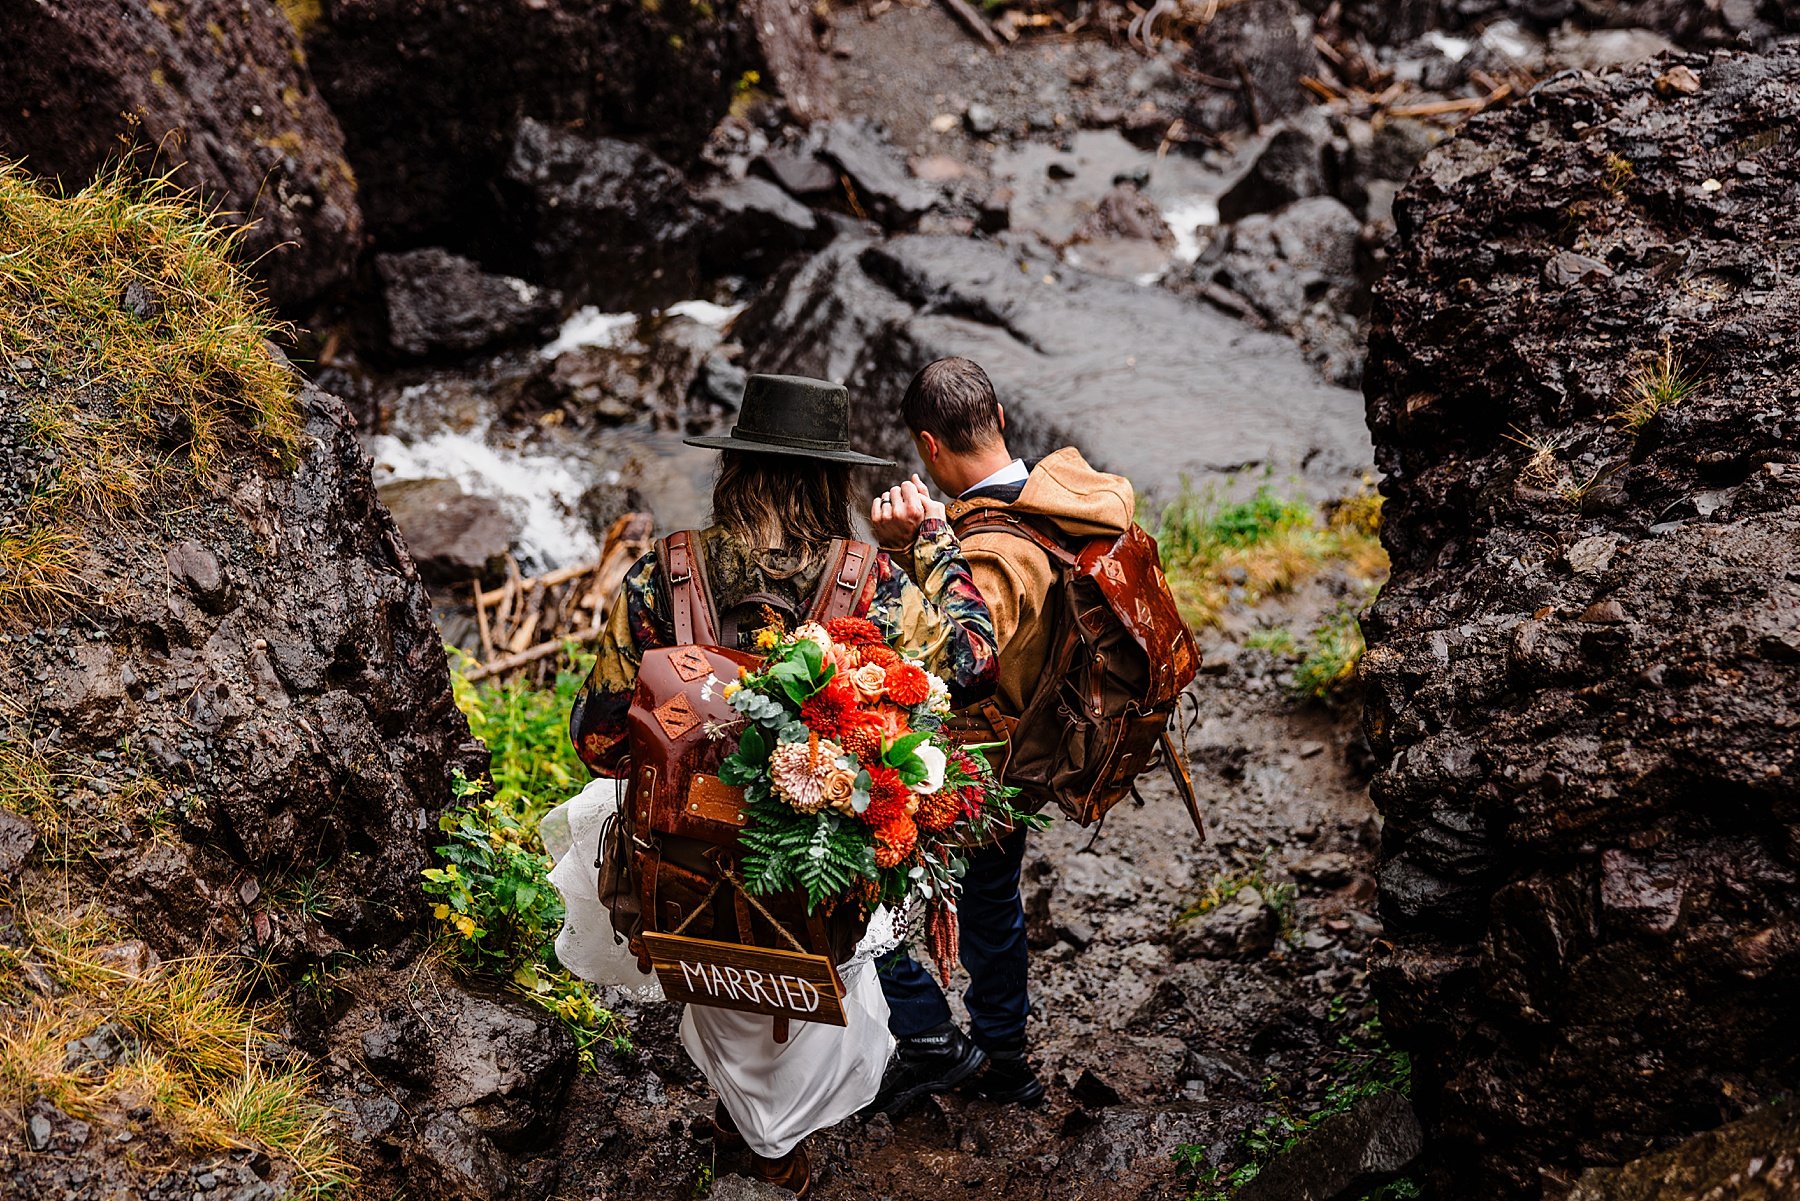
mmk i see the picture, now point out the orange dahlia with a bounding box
[861,644,902,670]
[884,662,931,706]
[873,814,919,868]
[838,712,884,762]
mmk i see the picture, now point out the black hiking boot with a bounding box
[972,1040,1046,1106]
[867,1021,987,1115]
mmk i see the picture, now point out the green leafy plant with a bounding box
[1173,1014,1412,1201]
[422,771,629,1067]
[437,658,632,1067]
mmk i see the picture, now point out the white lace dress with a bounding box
[541,778,898,1157]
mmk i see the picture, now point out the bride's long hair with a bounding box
[711,451,858,567]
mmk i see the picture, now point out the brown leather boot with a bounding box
[749,1140,811,1199]
[710,1101,746,1153]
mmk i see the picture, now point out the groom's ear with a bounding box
[916,430,941,462]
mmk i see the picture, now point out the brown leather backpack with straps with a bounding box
[597,530,879,976]
[947,510,1206,836]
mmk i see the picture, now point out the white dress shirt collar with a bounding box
[959,458,1029,499]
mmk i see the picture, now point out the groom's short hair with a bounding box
[901,357,1002,453]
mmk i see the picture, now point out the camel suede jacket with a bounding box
[883,448,1135,718]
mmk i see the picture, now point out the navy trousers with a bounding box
[876,828,1031,1049]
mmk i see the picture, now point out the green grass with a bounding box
[1292,608,1365,703]
[1175,854,1300,944]
[0,899,356,1198]
[0,160,299,614]
[438,651,631,1067]
[1613,338,1704,434]
[1155,481,1387,629]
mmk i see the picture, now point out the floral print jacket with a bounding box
[570,519,999,776]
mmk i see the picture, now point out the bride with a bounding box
[547,373,999,1195]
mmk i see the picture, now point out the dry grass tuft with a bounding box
[0,160,300,615]
[1156,481,1389,629]
[1613,338,1704,434]
[0,897,356,1198]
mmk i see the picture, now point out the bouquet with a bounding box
[709,615,1044,982]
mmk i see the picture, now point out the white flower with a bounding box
[792,621,834,652]
[925,670,952,715]
[911,743,948,794]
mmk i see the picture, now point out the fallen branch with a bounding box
[461,627,603,685]
[1386,84,1512,119]
[939,0,1003,50]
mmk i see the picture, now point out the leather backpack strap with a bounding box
[807,538,877,622]
[950,508,1080,568]
[660,530,720,646]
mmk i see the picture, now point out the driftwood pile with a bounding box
[463,513,654,683]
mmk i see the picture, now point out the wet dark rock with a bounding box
[1544,249,1615,288]
[698,176,831,274]
[1235,1092,1423,1201]
[1362,47,1800,1197]
[1197,197,1369,386]
[300,0,755,249]
[23,1098,91,1154]
[1184,0,1320,133]
[1072,1068,1123,1108]
[0,0,361,309]
[166,540,231,613]
[415,1112,511,1200]
[1071,183,1172,245]
[377,249,563,359]
[738,235,1370,487]
[378,479,520,587]
[1172,888,1279,960]
[2,378,484,958]
[754,145,840,198]
[503,118,703,310]
[819,119,936,226]
[1218,111,1336,223]
[1567,1102,1800,1201]
[0,807,39,877]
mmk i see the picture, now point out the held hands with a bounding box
[869,474,947,547]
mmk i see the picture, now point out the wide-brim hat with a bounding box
[684,373,897,467]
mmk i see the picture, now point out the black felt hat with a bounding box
[683,374,897,467]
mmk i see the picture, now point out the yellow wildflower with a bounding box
[454,914,478,938]
[723,680,741,700]
[432,903,450,920]
[755,626,781,650]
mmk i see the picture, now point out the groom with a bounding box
[865,356,1136,1113]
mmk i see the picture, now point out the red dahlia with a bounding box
[884,663,931,706]
[799,677,857,736]
[825,616,884,647]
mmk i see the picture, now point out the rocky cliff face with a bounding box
[1361,46,1800,1196]
[300,0,759,251]
[0,0,363,310]
[1,377,484,957]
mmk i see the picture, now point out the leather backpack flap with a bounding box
[628,643,759,844]
[1075,522,1200,705]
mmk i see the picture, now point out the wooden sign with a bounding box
[640,932,847,1027]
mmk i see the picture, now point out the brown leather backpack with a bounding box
[597,530,879,976]
[949,510,1205,835]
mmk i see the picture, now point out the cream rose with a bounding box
[850,661,888,702]
[792,621,834,652]
[821,768,858,815]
